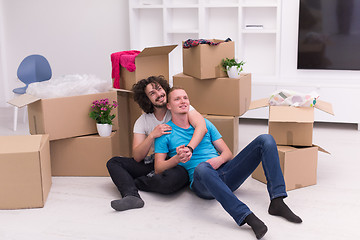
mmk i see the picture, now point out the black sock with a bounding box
[244,213,268,239]
[110,195,144,211]
[268,197,302,223]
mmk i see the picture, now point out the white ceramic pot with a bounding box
[226,66,241,78]
[96,123,112,137]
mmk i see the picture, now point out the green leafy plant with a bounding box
[89,98,118,125]
[221,58,245,72]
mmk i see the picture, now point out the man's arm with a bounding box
[132,124,171,162]
[206,138,233,170]
[187,109,207,150]
[154,153,181,174]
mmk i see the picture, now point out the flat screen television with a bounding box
[297,0,360,70]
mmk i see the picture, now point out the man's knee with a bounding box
[106,156,129,170]
[256,134,276,147]
[106,157,117,170]
[194,162,213,178]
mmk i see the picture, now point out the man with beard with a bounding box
[107,76,207,211]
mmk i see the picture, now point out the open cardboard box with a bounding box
[204,115,239,155]
[114,89,143,158]
[248,98,334,146]
[252,145,329,191]
[50,131,120,176]
[0,135,52,209]
[183,39,235,79]
[173,73,251,116]
[119,45,177,90]
[8,91,118,141]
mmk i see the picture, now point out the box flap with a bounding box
[248,98,269,110]
[7,94,41,108]
[269,106,314,123]
[111,88,133,93]
[0,135,43,154]
[315,100,334,115]
[277,145,297,152]
[313,144,331,154]
[137,45,177,57]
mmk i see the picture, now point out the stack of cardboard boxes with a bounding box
[249,98,334,190]
[3,91,120,209]
[113,45,178,157]
[173,39,252,155]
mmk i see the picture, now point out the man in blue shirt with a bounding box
[155,87,302,239]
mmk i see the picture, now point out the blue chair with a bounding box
[12,54,52,131]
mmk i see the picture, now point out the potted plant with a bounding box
[89,98,118,137]
[221,58,245,78]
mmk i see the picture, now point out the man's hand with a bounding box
[176,145,192,163]
[150,124,171,139]
[206,157,224,170]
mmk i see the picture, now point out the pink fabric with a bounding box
[111,50,141,89]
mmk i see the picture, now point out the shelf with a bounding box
[242,4,277,8]
[242,29,277,34]
[167,29,199,34]
[131,5,163,9]
[129,0,281,78]
[205,4,239,8]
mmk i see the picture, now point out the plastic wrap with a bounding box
[269,89,319,107]
[26,74,112,99]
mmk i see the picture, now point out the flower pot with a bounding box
[226,66,241,79]
[96,123,112,137]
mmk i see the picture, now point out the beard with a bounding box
[153,102,167,109]
[153,94,166,108]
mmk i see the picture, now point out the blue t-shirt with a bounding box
[155,119,222,185]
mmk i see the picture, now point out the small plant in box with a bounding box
[221,58,245,78]
[89,98,118,137]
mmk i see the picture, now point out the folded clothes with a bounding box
[183,38,232,48]
[111,50,141,89]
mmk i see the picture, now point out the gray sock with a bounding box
[111,196,144,211]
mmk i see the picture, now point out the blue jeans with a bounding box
[191,134,287,226]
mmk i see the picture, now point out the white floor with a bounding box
[1,106,360,240]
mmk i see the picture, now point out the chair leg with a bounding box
[13,106,18,131]
[23,106,27,123]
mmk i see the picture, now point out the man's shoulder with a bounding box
[136,112,155,122]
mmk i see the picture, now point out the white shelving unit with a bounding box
[128,0,282,81]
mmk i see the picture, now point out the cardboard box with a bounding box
[204,115,239,155]
[8,91,118,141]
[50,131,120,176]
[173,73,251,116]
[183,39,235,79]
[252,145,328,191]
[115,89,143,157]
[0,135,52,209]
[119,45,177,90]
[249,98,334,146]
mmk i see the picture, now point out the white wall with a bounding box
[0,0,130,107]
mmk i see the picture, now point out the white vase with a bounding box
[96,123,112,137]
[226,66,241,79]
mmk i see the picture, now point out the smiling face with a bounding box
[167,88,190,114]
[144,83,167,109]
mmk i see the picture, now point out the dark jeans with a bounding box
[106,156,189,198]
[191,134,287,225]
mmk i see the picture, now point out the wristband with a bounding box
[185,145,194,153]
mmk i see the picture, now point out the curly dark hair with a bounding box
[131,75,170,113]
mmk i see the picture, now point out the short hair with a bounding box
[167,86,185,102]
[131,75,170,113]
